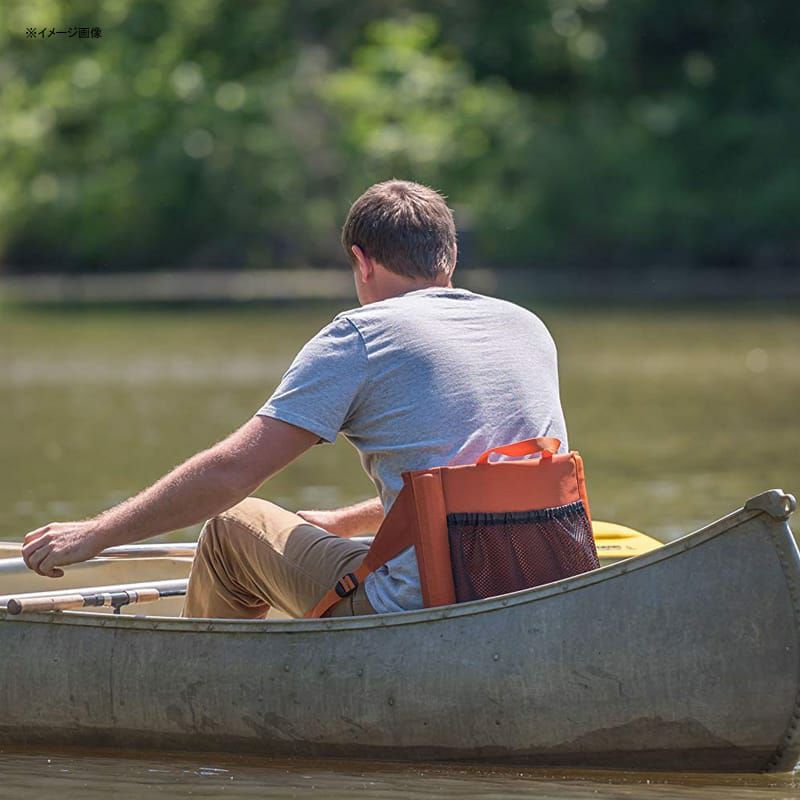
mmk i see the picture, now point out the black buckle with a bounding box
[334,573,359,598]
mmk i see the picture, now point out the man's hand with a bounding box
[22,521,105,578]
[297,496,385,537]
[296,508,351,536]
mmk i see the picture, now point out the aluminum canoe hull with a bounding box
[0,490,797,772]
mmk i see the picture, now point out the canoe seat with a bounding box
[308,437,600,617]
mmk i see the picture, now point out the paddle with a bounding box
[590,520,662,560]
[0,521,662,563]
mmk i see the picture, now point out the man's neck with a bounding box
[372,276,452,303]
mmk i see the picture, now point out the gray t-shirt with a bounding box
[257,287,568,613]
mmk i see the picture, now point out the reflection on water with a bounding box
[1,749,798,800]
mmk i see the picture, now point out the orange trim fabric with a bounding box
[361,478,417,572]
[573,452,592,523]
[476,437,561,465]
[410,471,456,607]
[442,455,582,514]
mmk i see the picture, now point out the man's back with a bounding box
[259,286,567,612]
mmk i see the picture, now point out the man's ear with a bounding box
[351,245,373,283]
[448,242,457,286]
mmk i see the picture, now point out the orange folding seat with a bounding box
[308,438,599,617]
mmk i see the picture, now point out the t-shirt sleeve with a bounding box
[256,316,367,443]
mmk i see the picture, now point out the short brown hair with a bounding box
[342,180,457,280]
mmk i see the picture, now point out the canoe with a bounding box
[0,489,797,772]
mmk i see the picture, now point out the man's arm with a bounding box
[297,496,384,537]
[22,416,318,578]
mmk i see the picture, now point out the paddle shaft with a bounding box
[1,522,659,565]
[96,540,373,558]
[99,543,197,558]
[92,526,657,560]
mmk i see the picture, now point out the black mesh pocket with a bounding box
[447,501,600,602]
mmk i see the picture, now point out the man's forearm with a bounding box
[298,496,385,537]
[336,497,385,536]
[91,416,316,547]
[22,416,318,578]
[92,447,259,547]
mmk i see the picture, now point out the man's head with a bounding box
[342,180,457,304]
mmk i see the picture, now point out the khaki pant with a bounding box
[182,497,376,619]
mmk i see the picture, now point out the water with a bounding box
[0,748,799,799]
[1,302,799,797]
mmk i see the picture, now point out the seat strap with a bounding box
[306,560,374,619]
[305,482,417,618]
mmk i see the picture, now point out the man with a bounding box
[22,180,568,618]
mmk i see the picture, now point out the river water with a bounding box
[1,302,799,797]
[1,748,799,799]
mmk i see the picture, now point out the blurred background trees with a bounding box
[1,0,797,274]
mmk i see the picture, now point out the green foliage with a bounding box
[0,0,797,272]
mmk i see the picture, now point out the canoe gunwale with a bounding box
[0,489,793,637]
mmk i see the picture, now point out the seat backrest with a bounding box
[307,438,599,617]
